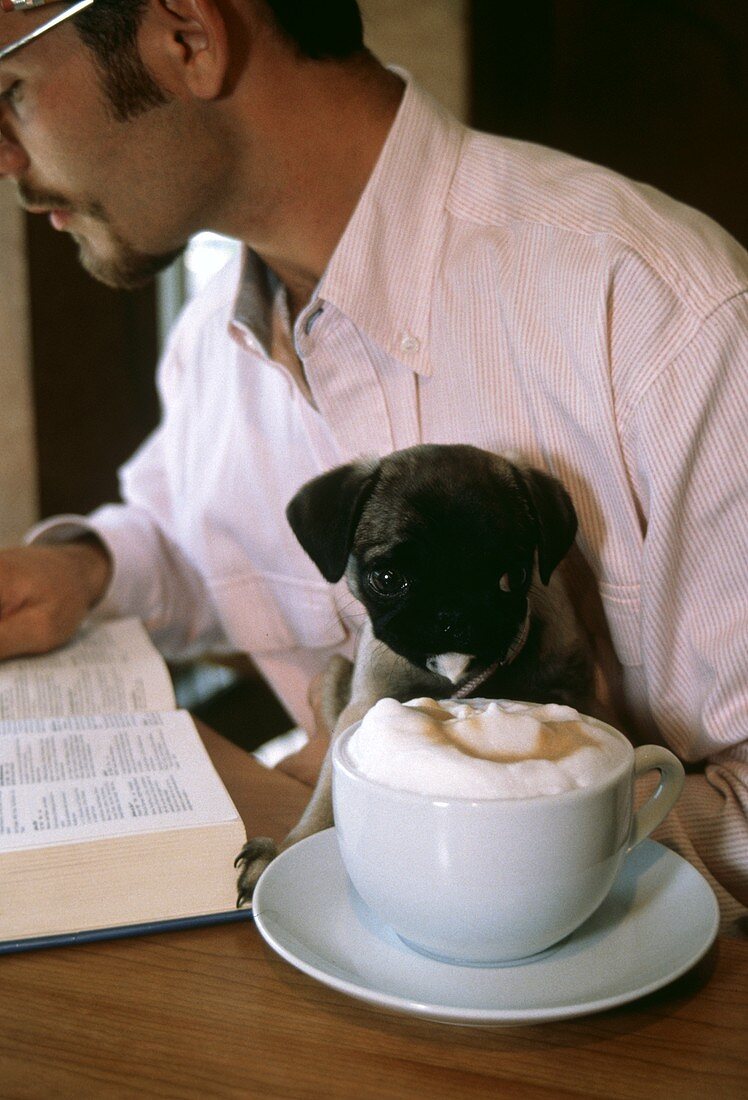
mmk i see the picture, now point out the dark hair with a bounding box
[73,0,167,123]
[72,0,365,119]
[264,1,364,59]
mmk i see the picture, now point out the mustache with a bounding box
[17,181,105,220]
[18,181,71,211]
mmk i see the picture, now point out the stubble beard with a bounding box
[74,223,184,290]
[19,181,184,290]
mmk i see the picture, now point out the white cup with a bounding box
[332,712,685,965]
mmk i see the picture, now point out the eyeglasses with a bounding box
[0,0,95,65]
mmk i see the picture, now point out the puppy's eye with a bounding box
[367,568,408,597]
[499,568,527,593]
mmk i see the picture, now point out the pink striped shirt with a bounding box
[36,78,748,931]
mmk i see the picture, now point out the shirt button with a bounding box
[400,333,420,353]
[304,305,324,335]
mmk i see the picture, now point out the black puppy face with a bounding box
[349,460,535,671]
[286,445,577,681]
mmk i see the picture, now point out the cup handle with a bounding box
[628,744,685,851]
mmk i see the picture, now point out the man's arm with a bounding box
[628,292,748,920]
[4,412,223,666]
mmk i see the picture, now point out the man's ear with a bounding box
[515,466,578,585]
[142,0,230,100]
[286,462,381,583]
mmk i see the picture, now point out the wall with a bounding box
[0,182,38,546]
[362,0,469,120]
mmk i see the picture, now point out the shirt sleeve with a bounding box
[90,437,229,661]
[626,292,748,925]
[29,333,229,662]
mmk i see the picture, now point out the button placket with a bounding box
[303,316,396,459]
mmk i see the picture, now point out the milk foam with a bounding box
[346,697,629,799]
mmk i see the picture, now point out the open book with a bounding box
[0,618,249,952]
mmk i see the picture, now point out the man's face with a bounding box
[0,9,206,288]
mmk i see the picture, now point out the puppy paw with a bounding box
[234,836,278,906]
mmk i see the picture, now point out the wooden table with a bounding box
[1,727,746,1099]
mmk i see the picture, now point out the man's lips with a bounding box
[49,210,72,230]
[22,205,73,229]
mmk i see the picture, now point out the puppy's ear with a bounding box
[516,467,578,585]
[286,462,381,582]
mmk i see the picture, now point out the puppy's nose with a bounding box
[436,611,470,646]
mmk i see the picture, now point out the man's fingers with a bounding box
[0,541,110,662]
[0,604,73,660]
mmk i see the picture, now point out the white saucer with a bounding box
[252,829,719,1027]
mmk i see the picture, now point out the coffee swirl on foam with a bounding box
[347,697,629,799]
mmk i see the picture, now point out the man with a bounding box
[0,1,746,932]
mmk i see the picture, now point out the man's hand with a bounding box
[0,538,113,659]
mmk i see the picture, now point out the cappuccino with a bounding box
[334,701,684,962]
[346,697,630,799]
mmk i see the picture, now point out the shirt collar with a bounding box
[318,74,465,376]
[230,249,280,356]
[230,74,465,375]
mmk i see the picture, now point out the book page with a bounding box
[0,618,176,720]
[0,710,239,851]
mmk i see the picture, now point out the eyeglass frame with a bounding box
[0,0,94,66]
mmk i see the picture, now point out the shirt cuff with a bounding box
[25,514,101,548]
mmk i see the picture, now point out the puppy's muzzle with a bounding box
[427,609,532,695]
[426,652,474,683]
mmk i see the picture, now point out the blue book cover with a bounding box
[0,907,254,955]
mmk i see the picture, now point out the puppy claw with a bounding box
[235,836,278,905]
[235,836,277,864]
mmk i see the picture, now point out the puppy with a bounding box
[236,444,597,902]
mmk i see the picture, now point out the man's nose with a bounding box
[0,135,29,179]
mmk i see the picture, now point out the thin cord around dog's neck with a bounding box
[453,608,531,699]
